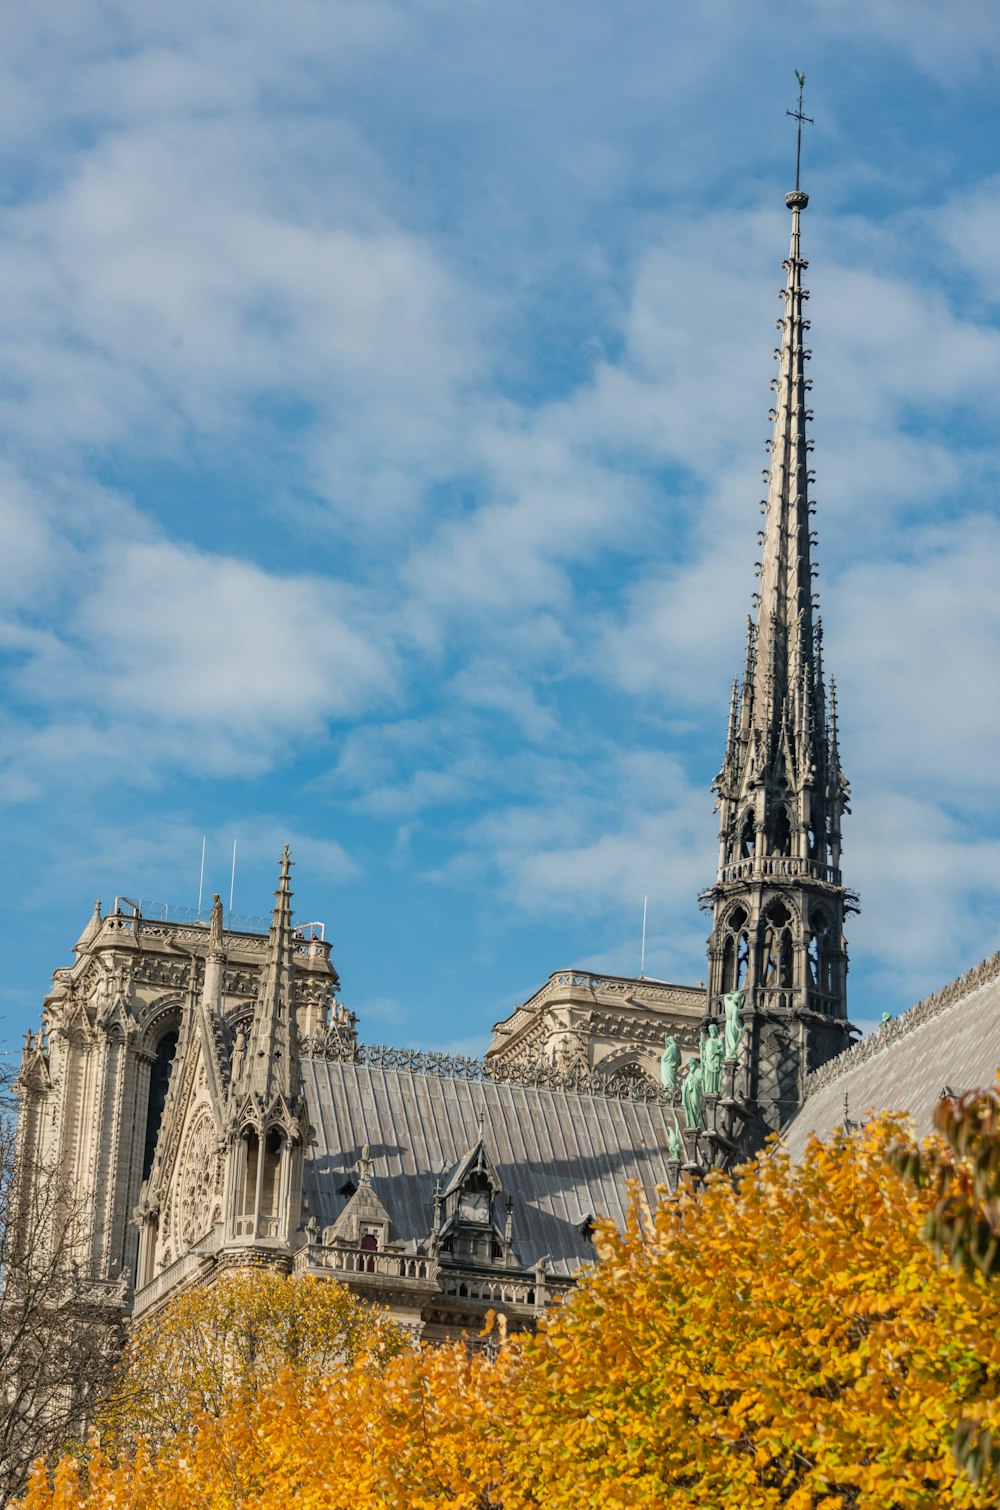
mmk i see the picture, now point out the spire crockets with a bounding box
[715,95,842,821]
[232,846,304,1133]
[752,179,818,766]
[704,87,855,1143]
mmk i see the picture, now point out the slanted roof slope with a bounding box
[301,1059,679,1277]
[782,952,1000,1161]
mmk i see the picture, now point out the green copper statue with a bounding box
[666,1120,681,1162]
[701,1022,724,1096]
[659,1033,681,1091]
[722,990,744,1061]
[681,1056,703,1129]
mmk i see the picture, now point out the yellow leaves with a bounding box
[499,1116,1000,1509]
[95,1269,405,1460]
[18,1115,1000,1508]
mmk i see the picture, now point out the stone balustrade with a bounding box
[717,856,840,886]
[294,1243,436,1285]
[132,1224,224,1317]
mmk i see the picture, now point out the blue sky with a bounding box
[3,0,1000,1056]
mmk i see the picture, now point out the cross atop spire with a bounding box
[786,70,813,195]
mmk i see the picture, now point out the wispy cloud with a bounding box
[2,0,1000,1047]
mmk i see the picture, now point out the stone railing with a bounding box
[295,1244,437,1285]
[300,1037,673,1104]
[437,1271,541,1308]
[717,856,840,886]
[99,913,331,960]
[132,1225,224,1317]
[102,916,270,953]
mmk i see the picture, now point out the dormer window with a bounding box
[433,1135,512,1267]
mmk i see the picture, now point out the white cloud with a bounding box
[848,789,1000,1001]
[832,518,1000,799]
[1,535,395,789]
[814,0,1000,84]
[3,0,1000,1046]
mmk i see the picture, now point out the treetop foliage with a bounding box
[97,1267,405,1456]
[17,1110,1000,1509]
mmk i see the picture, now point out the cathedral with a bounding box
[14,167,1000,1339]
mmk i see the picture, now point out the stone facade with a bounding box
[487,969,706,1082]
[17,859,696,1338]
[15,883,344,1296]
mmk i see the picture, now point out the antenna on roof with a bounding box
[640,894,648,980]
[197,834,206,922]
[229,839,237,919]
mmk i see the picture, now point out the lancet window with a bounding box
[261,1130,282,1218]
[760,901,794,989]
[242,1132,259,1217]
[807,908,836,1000]
[721,907,750,992]
[770,805,792,857]
[142,1028,178,1182]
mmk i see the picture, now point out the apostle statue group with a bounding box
[660,990,744,1140]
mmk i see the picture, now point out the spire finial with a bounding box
[786,70,813,199]
[229,843,303,1127]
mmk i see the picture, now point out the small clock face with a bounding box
[458,1191,490,1223]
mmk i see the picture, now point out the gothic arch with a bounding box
[137,992,185,1053]
[807,906,837,999]
[721,905,750,993]
[759,900,794,990]
[730,809,756,863]
[140,1003,183,1185]
[597,1045,659,1081]
[770,804,792,856]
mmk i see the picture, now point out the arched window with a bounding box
[142,1029,178,1182]
[739,812,755,860]
[260,1130,282,1218]
[242,1132,259,1217]
[722,907,749,992]
[771,806,791,856]
[808,910,835,998]
[761,902,794,989]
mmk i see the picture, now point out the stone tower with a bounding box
[702,176,857,1142]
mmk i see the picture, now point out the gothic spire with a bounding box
[752,181,820,764]
[234,845,303,1128]
[702,86,856,1147]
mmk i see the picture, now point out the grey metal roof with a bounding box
[782,955,1000,1162]
[301,1059,679,1276]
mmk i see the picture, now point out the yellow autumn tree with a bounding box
[19,1116,1000,1510]
[19,1337,515,1510]
[891,1082,1000,1489]
[97,1267,405,1456]
[505,1117,1000,1509]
